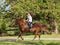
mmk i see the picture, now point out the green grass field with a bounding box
[0,40,60,45]
[0,34,60,45]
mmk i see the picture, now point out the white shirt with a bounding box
[27,14,32,22]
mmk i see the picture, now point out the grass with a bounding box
[0,40,60,45]
[23,34,60,38]
[0,34,60,38]
[0,34,60,45]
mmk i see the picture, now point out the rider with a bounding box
[26,12,32,29]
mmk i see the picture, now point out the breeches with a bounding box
[28,22,32,28]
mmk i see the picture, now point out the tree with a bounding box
[4,0,60,34]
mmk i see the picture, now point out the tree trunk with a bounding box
[48,18,58,34]
[54,20,58,34]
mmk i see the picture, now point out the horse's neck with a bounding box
[19,21,27,27]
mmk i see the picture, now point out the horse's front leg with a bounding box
[33,34,37,40]
[17,32,24,41]
[37,32,41,40]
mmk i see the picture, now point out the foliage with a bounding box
[0,0,60,34]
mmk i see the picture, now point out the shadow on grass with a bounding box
[16,40,45,45]
[16,40,60,45]
[47,43,60,45]
[0,40,60,45]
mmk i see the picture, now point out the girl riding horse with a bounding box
[13,18,51,40]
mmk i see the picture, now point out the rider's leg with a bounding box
[29,22,32,28]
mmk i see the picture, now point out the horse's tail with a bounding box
[42,24,51,34]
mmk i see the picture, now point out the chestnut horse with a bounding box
[13,18,50,40]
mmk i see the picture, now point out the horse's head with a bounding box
[13,18,25,27]
[12,19,19,27]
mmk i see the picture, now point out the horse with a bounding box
[13,18,51,40]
